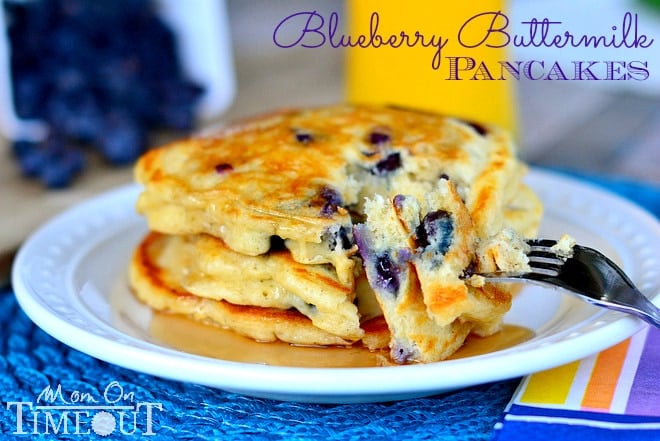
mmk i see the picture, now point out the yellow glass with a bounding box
[345,0,517,132]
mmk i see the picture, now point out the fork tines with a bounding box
[525,239,567,276]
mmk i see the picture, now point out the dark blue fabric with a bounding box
[2,170,658,440]
[0,286,518,440]
[494,421,660,441]
[507,404,660,424]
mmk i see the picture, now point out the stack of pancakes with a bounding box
[129,105,542,363]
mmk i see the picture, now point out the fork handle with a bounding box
[482,274,660,329]
[605,287,660,329]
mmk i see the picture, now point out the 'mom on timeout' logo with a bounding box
[6,381,163,436]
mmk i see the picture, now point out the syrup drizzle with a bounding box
[149,311,534,368]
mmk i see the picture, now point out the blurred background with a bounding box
[1,0,659,275]
[228,0,660,184]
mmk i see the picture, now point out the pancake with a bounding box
[129,232,390,348]
[145,232,366,340]
[131,104,543,363]
[353,180,516,363]
[353,191,472,363]
[135,105,542,286]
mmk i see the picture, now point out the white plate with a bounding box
[12,169,660,403]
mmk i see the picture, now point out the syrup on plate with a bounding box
[149,311,534,368]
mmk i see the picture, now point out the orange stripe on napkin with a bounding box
[520,360,581,405]
[581,338,631,411]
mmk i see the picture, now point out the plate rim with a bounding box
[11,168,660,403]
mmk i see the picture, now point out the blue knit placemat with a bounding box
[2,170,657,440]
[0,287,518,440]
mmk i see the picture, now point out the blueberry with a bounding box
[59,146,85,173]
[368,130,391,145]
[11,74,48,118]
[463,120,488,136]
[460,260,478,279]
[68,108,105,142]
[316,186,343,217]
[11,140,39,158]
[17,135,67,177]
[96,113,145,165]
[214,163,233,174]
[42,133,67,154]
[157,80,203,130]
[326,226,352,251]
[50,26,86,61]
[337,227,352,249]
[392,194,407,210]
[50,93,105,141]
[47,144,85,188]
[372,152,402,176]
[20,142,85,189]
[415,210,454,255]
[98,62,157,123]
[53,66,87,94]
[374,253,400,295]
[294,131,313,144]
[18,149,50,177]
[40,160,75,189]
[320,186,342,206]
[353,225,400,294]
[125,84,159,124]
[392,344,414,364]
[44,91,81,131]
[5,0,204,187]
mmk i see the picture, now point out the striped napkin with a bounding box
[492,326,660,440]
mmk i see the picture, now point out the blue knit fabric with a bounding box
[0,290,518,440]
[1,170,657,440]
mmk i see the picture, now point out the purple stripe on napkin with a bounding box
[626,327,660,416]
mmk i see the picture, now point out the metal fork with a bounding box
[481,239,660,328]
